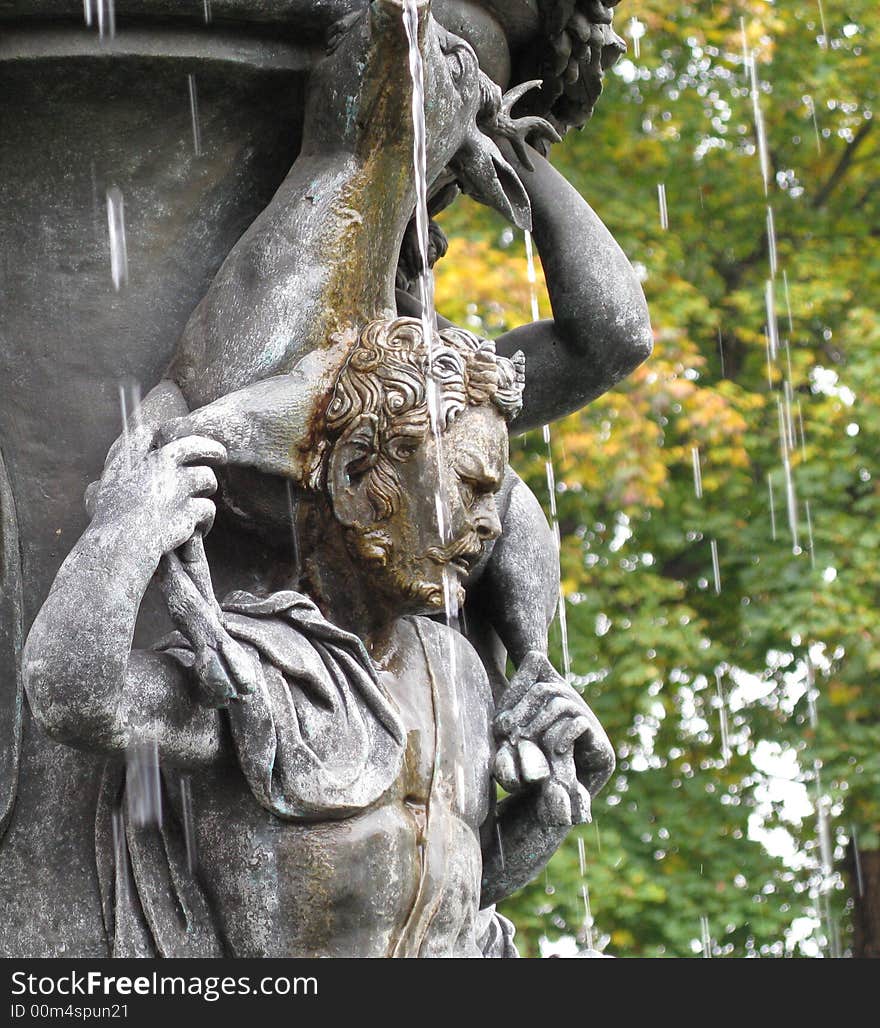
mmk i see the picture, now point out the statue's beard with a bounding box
[345,526,481,614]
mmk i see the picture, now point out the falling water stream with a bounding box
[402,2,464,788]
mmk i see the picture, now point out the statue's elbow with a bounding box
[606,298,653,383]
[22,648,74,745]
[627,306,654,372]
[22,638,117,751]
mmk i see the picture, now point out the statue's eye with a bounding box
[389,439,419,462]
[457,477,476,507]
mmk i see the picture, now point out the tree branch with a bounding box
[812,120,874,210]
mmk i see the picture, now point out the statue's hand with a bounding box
[88,423,227,561]
[479,80,562,172]
[492,651,613,827]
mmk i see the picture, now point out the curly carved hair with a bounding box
[323,317,524,521]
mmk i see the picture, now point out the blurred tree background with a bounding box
[434,0,878,957]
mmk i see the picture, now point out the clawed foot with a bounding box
[479,80,563,170]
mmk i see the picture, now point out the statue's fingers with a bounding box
[537,779,572,827]
[105,420,156,471]
[159,551,210,632]
[182,466,219,499]
[189,498,216,537]
[520,697,588,740]
[161,436,228,468]
[517,739,551,784]
[219,636,260,697]
[193,648,237,708]
[569,782,593,825]
[178,533,221,614]
[493,741,522,793]
[504,650,557,705]
[501,678,568,734]
[543,714,593,757]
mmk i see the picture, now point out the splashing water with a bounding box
[804,94,822,153]
[691,445,703,499]
[767,472,777,540]
[401,3,463,781]
[95,0,115,40]
[628,17,645,60]
[187,75,203,158]
[700,914,712,958]
[850,823,865,897]
[766,206,778,279]
[715,669,731,766]
[118,379,141,472]
[126,738,162,828]
[657,183,668,230]
[765,280,779,359]
[580,883,595,951]
[782,270,795,331]
[401,1,460,634]
[524,230,540,323]
[111,808,129,902]
[285,481,301,582]
[815,0,828,48]
[796,400,808,460]
[106,187,128,291]
[402,1,449,553]
[804,655,840,956]
[776,397,800,552]
[805,500,816,569]
[402,3,438,369]
[710,538,721,595]
[744,35,770,197]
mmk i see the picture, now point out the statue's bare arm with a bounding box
[22,426,228,769]
[493,142,653,433]
[399,142,652,431]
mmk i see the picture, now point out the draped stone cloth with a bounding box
[96,589,407,957]
[167,589,409,821]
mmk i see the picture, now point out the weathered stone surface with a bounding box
[2,0,642,956]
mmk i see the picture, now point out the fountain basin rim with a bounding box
[0,25,317,70]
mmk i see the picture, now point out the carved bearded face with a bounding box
[324,318,521,616]
[366,402,508,614]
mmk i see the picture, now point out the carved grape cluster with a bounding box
[519,0,628,144]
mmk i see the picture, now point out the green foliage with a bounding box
[436,0,878,957]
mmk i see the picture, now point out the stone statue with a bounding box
[2,0,648,956]
[24,315,612,957]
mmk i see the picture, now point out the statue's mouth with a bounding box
[427,532,484,576]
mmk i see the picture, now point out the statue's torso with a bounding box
[187,615,493,957]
